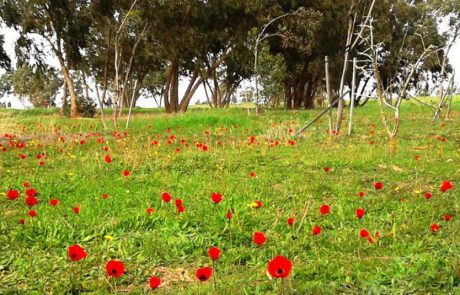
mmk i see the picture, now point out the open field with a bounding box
[0,100,459,294]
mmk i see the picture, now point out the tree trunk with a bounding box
[169,61,179,113]
[293,80,306,109]
[336,0,356,133]
[101,20,112,107]
[164,63,174,113]
[57,56,78,118]
[284,81,293,110]
[304,80,316,109]
[60,80,67,116]
[203,80,214,108]
[179,75,203,112]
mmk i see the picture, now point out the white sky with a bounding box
[1,23,459,108]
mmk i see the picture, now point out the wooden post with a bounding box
[296,90,350,136]
[325,56,333,134]
[348,58,357,135]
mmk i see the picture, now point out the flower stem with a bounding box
[212,261,218,295]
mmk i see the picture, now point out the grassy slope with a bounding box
[0,99,459,294]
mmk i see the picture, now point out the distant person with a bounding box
[7,101,11,108]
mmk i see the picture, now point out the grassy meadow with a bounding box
[0,99,459,294]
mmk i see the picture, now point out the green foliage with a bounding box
[0,34,11,70]
[258,44,287,105]
[7,64,61,107]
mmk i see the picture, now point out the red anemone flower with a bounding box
[28,210,36,217]
[211,192,222,204]
[226,209,232,220]
[425,192,432,199]
[253,232,266,245]
[323,167,330,173]
[312,225,321,236]
[123,169,130,176]
[7,189,19,200]
[106,260,125,277]
[50,199,59,206]
[359,191,365,198]
[68,244,87,261]
[374,182,383,190]
[175,199,183,207]
[162,192,172,203]
[356,208,365,219]
[73,207,80,214]
[146,207,154,215]
[360,229,370,238]
[267,256,292,279]
[320,204,330,215]
[196,267,212,282]
[104,155,112,163]
[431,223,440,233]
[440,181,453,192]
[444,214,451,221]
[208,247,221,260]
[25,196,38,207]
[149,276,161,289]
[287,217,294,227]
[25,188,37,197]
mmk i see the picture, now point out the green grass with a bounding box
[0,99,459,294]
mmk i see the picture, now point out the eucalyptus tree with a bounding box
[4,63,61,107]
[0,0,92,117]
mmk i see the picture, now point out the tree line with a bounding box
[0,0,458,120]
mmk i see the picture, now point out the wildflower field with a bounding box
[0,100,459,294]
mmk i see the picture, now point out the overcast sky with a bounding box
[1,23,459,108]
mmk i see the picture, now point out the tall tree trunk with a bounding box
[293,81,305,109]
[57,56,78,118]
[203,80,214,108]
[170,61,179,113]
[179,73,203,112]
[60,80,67,116]
[101,20,112,107]
[118,24,148,116]
[284,81,293,110]
[304,80,316,109]
[164,63,174,113]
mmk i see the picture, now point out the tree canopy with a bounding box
[0,0,455,115]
